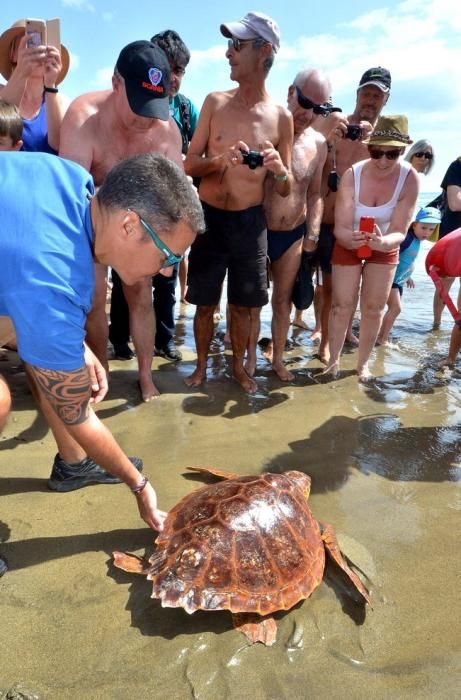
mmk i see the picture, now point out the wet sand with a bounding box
[1,248,460,699]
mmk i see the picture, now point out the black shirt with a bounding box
[440,158,461,236]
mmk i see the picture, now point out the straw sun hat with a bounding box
[0,19,69,84]
[365,114,413,148]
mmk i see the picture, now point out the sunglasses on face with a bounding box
[369,148,401,161]
[414,151,433,160]
[136,215,183,269]
[294,86,330,116]
[227,37,254,52]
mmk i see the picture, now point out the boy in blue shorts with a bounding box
[377,206,441,345]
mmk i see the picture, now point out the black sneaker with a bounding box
[155,341,182,361]
[47,454,143,492]
[112,342,134,360]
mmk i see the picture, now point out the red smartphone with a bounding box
[357,216,375,259]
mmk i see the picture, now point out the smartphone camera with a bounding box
[239,149,264,170]
[345,125,362,141]
[26,32,42,48]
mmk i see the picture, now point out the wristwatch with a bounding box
[307,233,319,242]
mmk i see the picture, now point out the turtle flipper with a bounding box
[113,551,151,575]
[186,466,239,480]
[320,523,372,606]
[232,613,277,646]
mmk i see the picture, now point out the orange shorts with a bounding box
[331,242,399,266]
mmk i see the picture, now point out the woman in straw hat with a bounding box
[324,114,419,380]
[0,19,69,153]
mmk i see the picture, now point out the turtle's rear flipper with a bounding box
[186,466,239,480]
[320,523,372,607]
[113,551,150,575]
[232,613,277,646]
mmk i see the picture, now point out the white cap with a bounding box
[220,11,280,52]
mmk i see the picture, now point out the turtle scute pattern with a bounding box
[147,472,326,615]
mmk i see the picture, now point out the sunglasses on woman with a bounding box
[414,151,433,160]
[368,148,401,161]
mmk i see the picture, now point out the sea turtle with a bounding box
[113,467,371,646]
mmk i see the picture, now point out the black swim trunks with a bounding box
[267,221,306,263]
[186,202,268,308]
[315,222,335,274]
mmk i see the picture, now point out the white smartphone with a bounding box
[46,18,61,50]
[25,18,46,48]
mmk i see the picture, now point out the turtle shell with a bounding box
[147,471,325,615]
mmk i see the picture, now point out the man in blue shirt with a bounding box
[0,150,204,531]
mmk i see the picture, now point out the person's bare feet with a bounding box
[244,352,257,377]
[438,356,455,370]
[233,367,257,393]
[261,341,273,363]
[138,375,160,402]
[272,362,294,381]
[345,332,359,346]
[184,367,207,387]
[292,317,311,330]
[310,328,321,342]
[321,362,339,378]
[357,364,372,382]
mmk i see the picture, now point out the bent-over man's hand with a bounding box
[134,481,167,531]
[84,344,108,403]
[261,140,287,177]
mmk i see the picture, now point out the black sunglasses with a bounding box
[227,37,254,52]
[414,151,433,160]
[369,148,401,161]
[294,86,331,116]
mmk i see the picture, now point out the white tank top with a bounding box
[352,159,412,234]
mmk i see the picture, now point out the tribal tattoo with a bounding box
[29,365,91,425]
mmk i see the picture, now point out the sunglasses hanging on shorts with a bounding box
[368,148,401,161]
[414,151,433,160]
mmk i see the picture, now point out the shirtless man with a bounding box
[184,12,293,393]
[316,67,391,363]
[59,40,183,401]
[263,68,334,380]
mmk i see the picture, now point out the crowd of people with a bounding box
[1,11,461,537]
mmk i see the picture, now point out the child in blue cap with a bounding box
[377,206,441,345]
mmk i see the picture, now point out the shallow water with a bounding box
[1,234,460,698]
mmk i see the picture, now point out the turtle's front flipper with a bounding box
[320,523,372,606]
[232,613,277,646]
[186,466,239,480]
[113,551,151,575]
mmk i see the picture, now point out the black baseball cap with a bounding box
[358,66,391,93]
[116,40,170,120]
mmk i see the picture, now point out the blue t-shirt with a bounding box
[0,152,95,370]
[393,230,421,288]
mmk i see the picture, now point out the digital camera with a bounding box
[240,149,264,170]
[345,125,362,141]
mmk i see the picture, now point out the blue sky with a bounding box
[5,0,461,191]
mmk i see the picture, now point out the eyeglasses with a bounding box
[294,86,330,117]
[413,151,433,160]
[368,148,401,161]
[135,214,183,269]
[227,37,254,52]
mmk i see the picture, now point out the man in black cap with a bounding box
[313,66,391,364]
[60,41,183,402]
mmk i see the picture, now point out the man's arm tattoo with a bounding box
[29,366,91,425]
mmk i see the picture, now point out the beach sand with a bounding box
[1,261,460,699]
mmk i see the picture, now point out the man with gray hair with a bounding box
[60,40,183,402]
[0,151,204,531]
[185,12,293,393]
[263,68,336,379]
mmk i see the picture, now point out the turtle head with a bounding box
[285,471,311,499]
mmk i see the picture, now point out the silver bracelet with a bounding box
[131,475,149,495]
